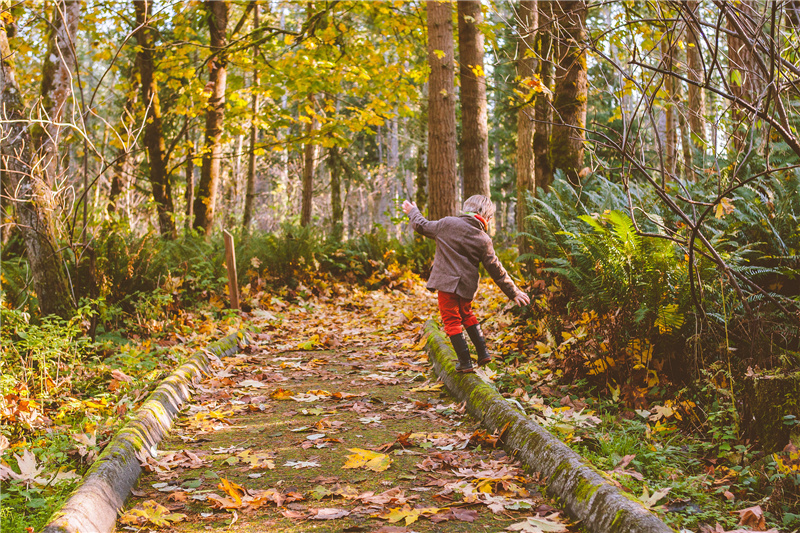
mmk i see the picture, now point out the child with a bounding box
[402,195,530,373]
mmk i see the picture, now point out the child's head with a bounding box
[463,195,495,220]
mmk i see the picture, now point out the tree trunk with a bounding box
[134,0,176,238]
[329,145,343,241]
[300,93,318,227]
[726,0,760,154]
[242,2,259,231]
[185,137,195,231]
[0,14,74,319]
[685,0,706,151]
[534,0,554,192]
[661,36,676,179]
[457,0,490,199]
[550,0,588,186]
[194,0,229,236]
[516,0,537,253]
[427,0,458,220]
[33,0,80,189]
[108,77,139,214]
[415,83,429,214]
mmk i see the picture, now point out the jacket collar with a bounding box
[462,212,488,232]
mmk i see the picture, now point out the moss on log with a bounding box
[424,320,674,533]
[743,370,800,452]
[42,331,245,533]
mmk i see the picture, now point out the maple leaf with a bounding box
[271,388,295,400]
[218,477,247,506]
[343,448,392,472]
[284,460,321,469]
[119,500,186,527]
[379,504,442,525]
[638,486,670,509]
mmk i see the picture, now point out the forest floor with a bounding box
[117,282,578,533]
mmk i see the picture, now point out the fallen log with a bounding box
[424,320,674,533]
[42,332,245,533]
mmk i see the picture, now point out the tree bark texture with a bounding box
[242,2,259,231]
[329,145,344,241]
[194,0,229,236]
[300,93,318,227]
[550,0,588,186]
[134,0,176,238]
[685,0,706,149]
[33,0,80,189]
[415,83,428,214]
[457,1,490,200]
[534,0,554,192]
[108,76,139,215]
[661,36,676,178]
[516,0,537,252]
[0,17,74,318]
[426,0,458,221]
[725,0,761,154]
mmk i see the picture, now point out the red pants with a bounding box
[438,291,479,336]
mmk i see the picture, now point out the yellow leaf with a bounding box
[714,197,735,219]
[433,49,445,59]
[119,500,186,527]
[343,448,392,472]
[218,477,246,506]
[271,388,295,400]
[379,504,442,525]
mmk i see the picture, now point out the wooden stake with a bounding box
[223,230,240,310]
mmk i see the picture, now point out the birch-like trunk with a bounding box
[0,12,74,318]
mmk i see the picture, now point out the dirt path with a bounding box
[118,283,574,532]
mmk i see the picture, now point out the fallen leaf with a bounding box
[119,500,186,527]
[506,514,569,532]
[343,448,392,472]
[310,507,350,520]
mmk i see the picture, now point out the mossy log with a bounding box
[424,320,674,533]
[742,370,800,452]
[42,332,245,533]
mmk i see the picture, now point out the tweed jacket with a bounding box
[408,207,521,301]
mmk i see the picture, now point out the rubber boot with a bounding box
[449,332,475,373]
[466,324,491,366]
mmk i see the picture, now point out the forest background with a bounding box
[1,0,799,531]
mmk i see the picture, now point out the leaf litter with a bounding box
[119,280,577,532]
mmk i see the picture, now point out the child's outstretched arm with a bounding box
[403,199,439,238]
[481,250,530,307]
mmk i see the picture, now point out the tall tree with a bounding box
[329,144,344,241]
[34,0,81,189]
[550,0,588,185]
[534,0,554,191]
[685,0,706,152]
[0,3,77,318]
[134,0,176,237]
[725,0,761,154]
[427,0,458,220]
[516,0,537,251]
[661,33,677,178]
[415,83,429,214]
[300,93,318,227]
[242,2,260,231]
[457,1,490,199]
[194,0,229,236]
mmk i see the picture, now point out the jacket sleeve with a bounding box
[481,244,522,300]
[408,207,440,239]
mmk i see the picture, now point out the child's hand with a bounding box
[402,200,417,215]
[513,292,530,307]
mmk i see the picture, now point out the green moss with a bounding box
[574,478,600,503]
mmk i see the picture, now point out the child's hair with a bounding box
[463,194,495,219]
